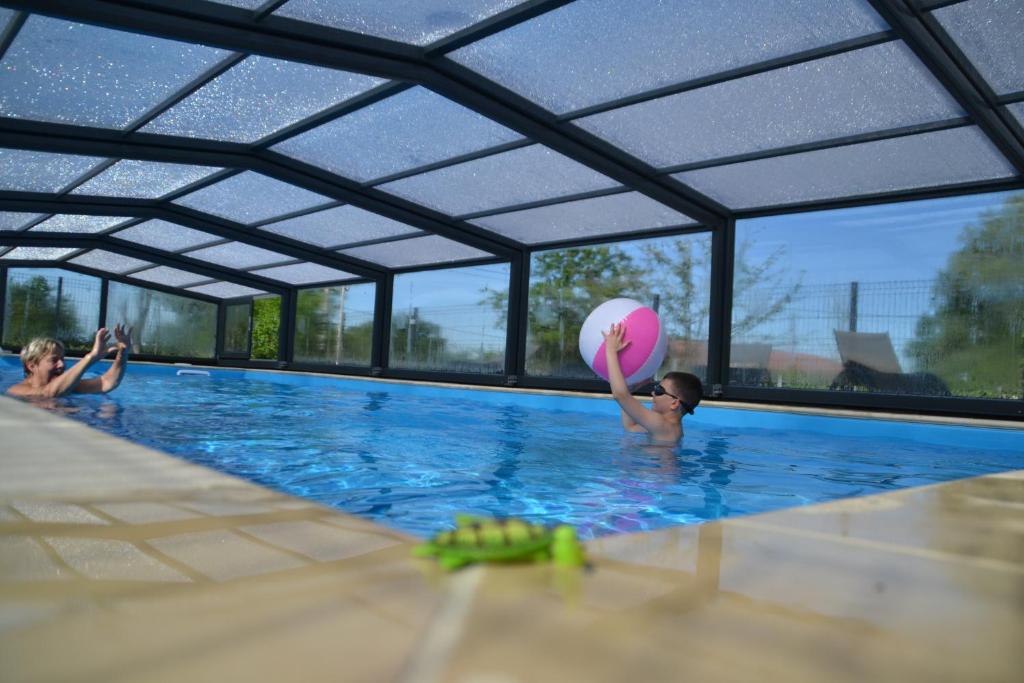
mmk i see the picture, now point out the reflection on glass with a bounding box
[731,190,1024,400]
[107,281,216,358]
[294,283,375,366]
[223,301,251,356]
[390,264,509,374]
[525,234,712,382]
[2,268,101,351]
[251,295,280,360]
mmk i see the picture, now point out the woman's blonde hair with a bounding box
[20,337,64,377]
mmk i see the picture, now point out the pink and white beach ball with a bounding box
[579,298,667,384]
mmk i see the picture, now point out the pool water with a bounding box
[3,357,1022,539]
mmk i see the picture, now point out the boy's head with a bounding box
[20,337,65,378]
[659,371,703,415]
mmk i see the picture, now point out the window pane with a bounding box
[260,204,420,247]
[172,171,334,224]
[30,215,132,234]
[185,242,292,269]
[390,264,509,374]
[252,295,280,360]
[274,0,527,46]
[0,149,105,193]
[1009,102,1024,129]
[673,127,1016,209]
[933,0,1024,95]
[294,283,375,366]
[273,87,522,183]
[106,281,217,358]
[731,190,1024,400]
[2,247,79,261]
[223,301,251,355]
[250,262,355,285]
[451,0,887,113]
[68,249,152,274]
[111,220,221,252]
[128,266,210,289]
[0,212,43,230]
[187,281,267,299]
[338,234,491,268]
[69,160,224,199]
[525,233,712,382]
[141,56,385,143]
[576,42,962,168]
[378,144,619,216]
[470,192,694,244]
[0,16,229,129]
[2,268,101,351]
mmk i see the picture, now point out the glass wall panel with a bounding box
[106,282,216,358]
[2,268,101,352]
[294,282,375,366]
[390,264,510,374]
[223,301,251,356]
[525,233,712,381]
[731,190,1024,400]
[252,295,280,360]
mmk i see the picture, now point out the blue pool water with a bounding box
[3,356,1022,539]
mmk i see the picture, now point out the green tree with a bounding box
[909,194,1024,398]
[251,296,280,360]
[2,274,86,349]
[390,311,447,366]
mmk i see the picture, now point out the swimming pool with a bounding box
[3,356,1022,539]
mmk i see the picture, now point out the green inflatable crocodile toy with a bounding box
[413,515,586,571]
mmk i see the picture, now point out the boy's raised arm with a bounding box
[603,323,663,433]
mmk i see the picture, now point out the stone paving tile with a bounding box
[44,537,192,583]
[9,502,109,525]
[91,502,200,525]
[148,529,307,582]
[239,520,401,562]
[0,536,69,581]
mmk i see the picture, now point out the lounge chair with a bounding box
[829,330,950,396]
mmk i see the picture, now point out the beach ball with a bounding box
[579,298,667,384]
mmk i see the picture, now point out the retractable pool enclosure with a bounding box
[0,0,1021,418]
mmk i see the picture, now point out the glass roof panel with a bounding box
[672,127,1016,209]
[0,9,15,32]
[110,219,222,252]
[274,0,526,46]
[30,215,132,234]
[172,171,335,224]
[208,0,266,9]
[0,247,78,260]
[1008,102,1024,129]
[378,144,620,216]
[187,281,267,298]
[140,56,386,143]
[259,204,421,247]
[0,148,106,193]
[69,160,224,199]
[451,0,888,114]
[129,266,209,288]
[251,262,355,284]
[68,249,152,274]
[0,16,230,129]
[576,42,963,168]
[185,241,292,268]
[0,212,43,230]
[338,235,491,268]
[933,0,1024,95]
[272,87,522,182]
[470,192,695,244]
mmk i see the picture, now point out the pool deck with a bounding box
[1,392,1022,682]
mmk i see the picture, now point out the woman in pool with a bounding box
[6,325,132,399]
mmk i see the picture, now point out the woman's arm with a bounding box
[76,325,131,394]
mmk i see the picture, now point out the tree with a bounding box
[2,273,86,349]
[251,296,280,360]
[909,194,1024,398]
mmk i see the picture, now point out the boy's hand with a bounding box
[601,322,631,354]
[111,324,133,354]
[90,327,111,357]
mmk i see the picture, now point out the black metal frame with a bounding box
[0,0,1021,420]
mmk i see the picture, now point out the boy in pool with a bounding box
[602,321,703,443]
[6,325,133,399]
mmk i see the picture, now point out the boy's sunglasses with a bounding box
[652,382,695,415]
